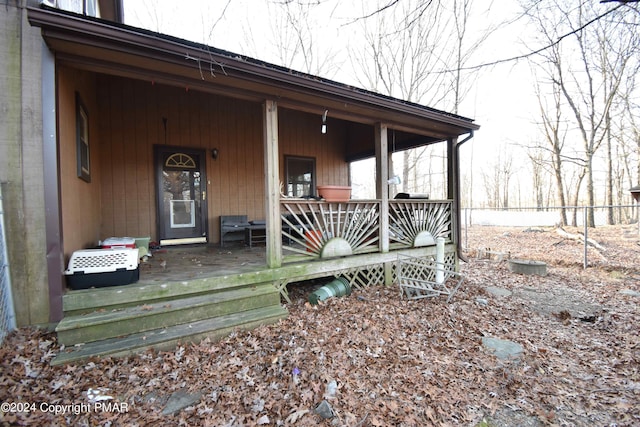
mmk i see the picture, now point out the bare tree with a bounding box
[525,0,637,226]
[349,0,493,197]
[610,67,640,222]
[501,155,515,208]
[531,60,570,224]
[480,165,500,208]
[350,1,451,106]
[126,0,171,33]
[620,84,640,188]
[265,1,339,76]
[479,147,514,209]
[527,148,548,209]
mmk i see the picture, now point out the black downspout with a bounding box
[455,131,474,263]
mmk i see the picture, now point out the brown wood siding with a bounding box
[279,108,350,189]
[92,76,264,241]
[59,71,352,251]
[96,75,267,244]
[58,66,102,259]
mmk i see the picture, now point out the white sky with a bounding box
[122,0,545,203]
[122,1,537,125]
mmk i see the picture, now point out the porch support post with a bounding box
[447,136,460,259]
[263,100,282,268]
[375,122,389,252]
[43,39,63,322]
[375,123,393,285]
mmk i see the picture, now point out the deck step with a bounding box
[62,275,262,316]
[56,283,279,345]
[51,305,287,365]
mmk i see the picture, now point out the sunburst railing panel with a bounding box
[389,200,453,248]
[281,201,380,258]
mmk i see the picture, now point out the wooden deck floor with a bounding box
[137,242,268,285]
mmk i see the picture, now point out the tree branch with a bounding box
[444,4,625,73]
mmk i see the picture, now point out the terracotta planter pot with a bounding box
[317,185,351,202]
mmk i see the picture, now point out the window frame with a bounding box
[75,92,91,183]
[284,155,316,198]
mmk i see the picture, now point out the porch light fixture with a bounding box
[211,148,219,160]
[321,109,328,134]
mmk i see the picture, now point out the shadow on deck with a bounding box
[137,243,268,284]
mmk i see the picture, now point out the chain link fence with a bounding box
[462,205,639,269]
[0,184,16,343]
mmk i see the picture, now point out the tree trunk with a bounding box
[569,169,586,226]
[605,112,614,224]
[552,149,568,225]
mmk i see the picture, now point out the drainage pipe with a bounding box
[455,131,475,263]
[308,277,351,305]
[436,237,445,284]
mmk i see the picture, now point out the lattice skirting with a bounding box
[274,249,457,303]
[275,263,387,303]
[396,252,463,302]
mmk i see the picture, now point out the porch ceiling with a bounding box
[28,5,479,142]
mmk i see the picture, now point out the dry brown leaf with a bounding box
[285,408,309,423]
[0,229,638,426]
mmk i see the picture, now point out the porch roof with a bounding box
[27,4,479,145]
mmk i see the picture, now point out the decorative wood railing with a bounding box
[280,199,453,259]
[281,200,380,258]
[389,200,453,248]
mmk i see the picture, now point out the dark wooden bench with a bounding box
[220,215,251,247]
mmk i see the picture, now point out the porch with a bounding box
[121,198,455,302]
[53,199,458,364]
[20,6,480,363]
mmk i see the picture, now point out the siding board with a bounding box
[122,78,138,235]
[110,78,127,235]
[98,77,114,238]
[133,80,151,236]
[58,66,102,256]
[59,72,349,253]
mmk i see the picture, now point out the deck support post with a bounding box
[375,123,392,285]
[263,99,282,269]
[447,136,460,262]
[42,39,63,323]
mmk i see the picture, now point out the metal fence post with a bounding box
[583,207,588,269]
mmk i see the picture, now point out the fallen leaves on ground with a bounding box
[0,226,639,426]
